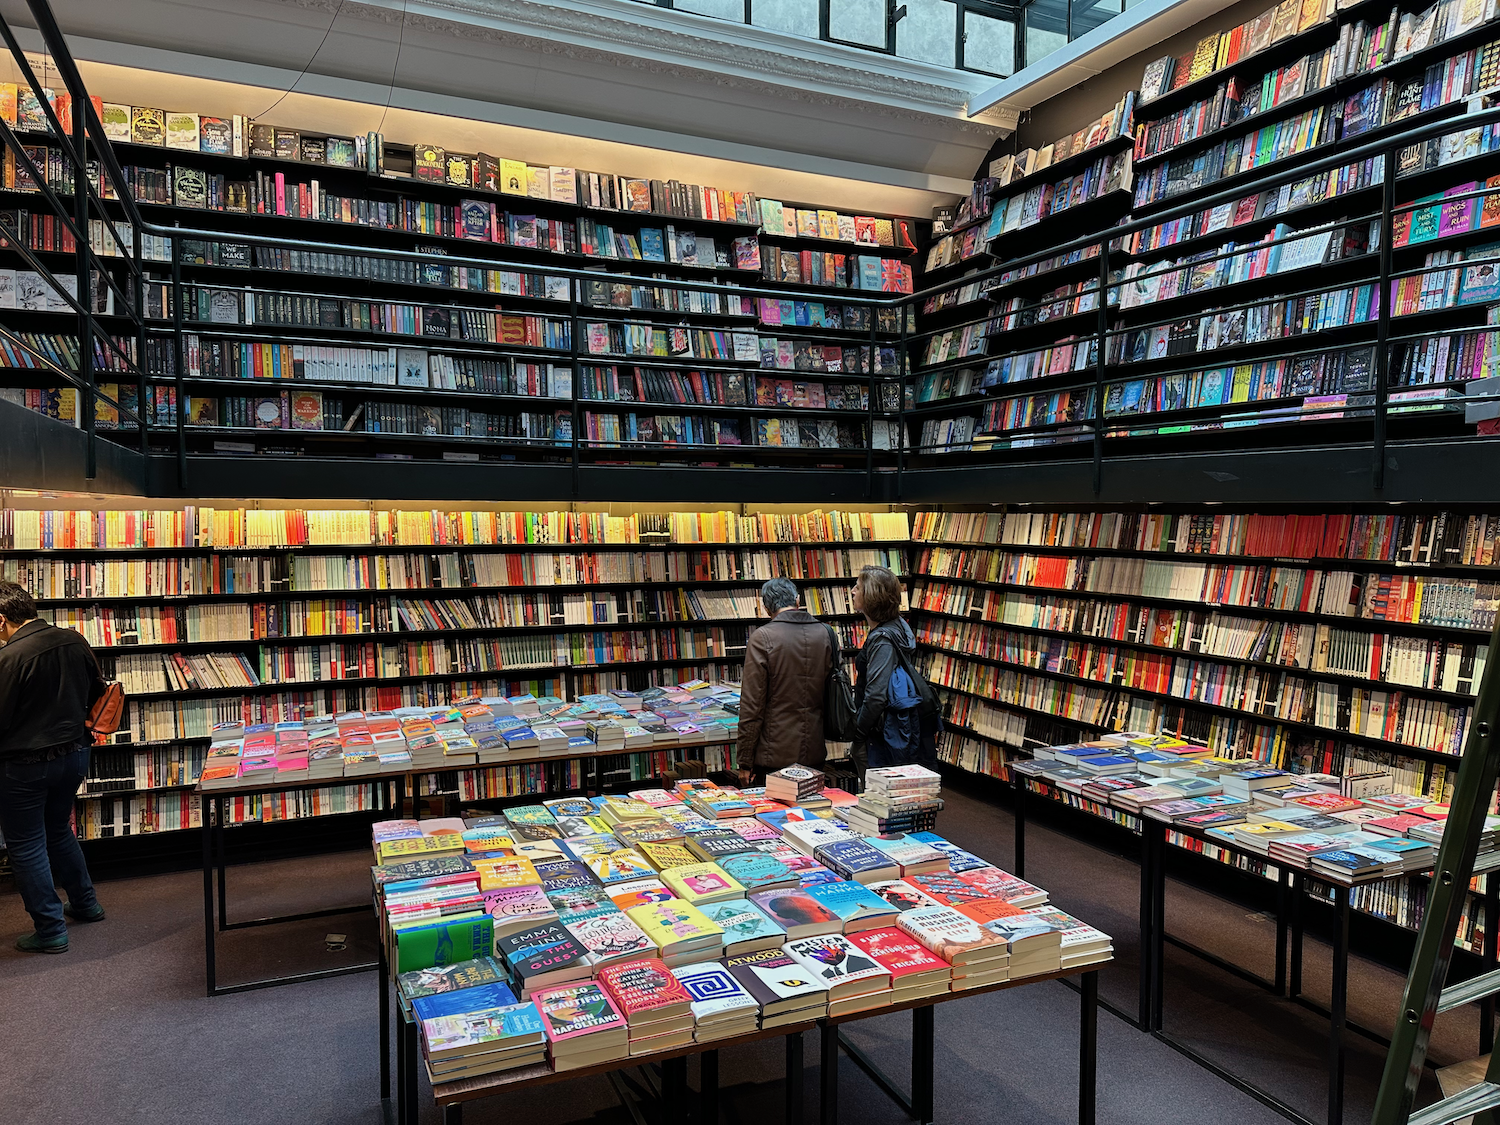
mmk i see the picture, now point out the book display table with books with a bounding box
[194,689,743,996]
[1009,735,1500,1125]
[370,765,1113,1125]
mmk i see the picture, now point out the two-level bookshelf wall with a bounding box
[0,81,922,469]
[905,0,1500,466]
[0,502,908,845]
[908,504,1499,949]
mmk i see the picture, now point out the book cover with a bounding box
[746,888,842,936]
[625,900,724,951]
[783,934,889,992]
[724,947,828,1008]
[895,906,1009,964]
[398,956,511,1003]
[803,879,903,929]
[565,910,657,965]
[673,961,759,1023]
[595,957,693,1022]
[531,981,629,1043]
[421,1002,545,1057]
[412,979,520,1022]
[848,927,953,980]
[699,898,787,951]
[396,915,496,974]
[661,862,745,904]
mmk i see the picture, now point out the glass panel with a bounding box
[829,0,888,47]
[896,0,956,67]
[963,11,1015,77]
[751,0,820,37]
[677,0,746,19]
[1024,22,1068,69]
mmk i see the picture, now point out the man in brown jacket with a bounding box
[736,578,833,783]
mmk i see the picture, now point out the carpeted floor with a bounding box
[0,786,1477,1125]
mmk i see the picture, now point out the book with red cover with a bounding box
[954,867,1048,907]
[908,873,994,908]
[848,927,953,986]
[595,958,694,1024]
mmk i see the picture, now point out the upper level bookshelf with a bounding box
[0,85,922,477]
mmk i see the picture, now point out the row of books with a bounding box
[3,545,907,601]
[754,200,911,248]
[914,545,1500,629]
[913,580,1490,692]
[377,773,1109,1082]
[580,413,895,452]
[41,582,868,647]
[911,506,1500,565]
[575,368,872,412]
[921,643,1469,755]
[204,685,743,782]
[1138,0,1340,104]
[984,94,1139,193]
[1016,735,1463,883]
[1133,38,1500,209]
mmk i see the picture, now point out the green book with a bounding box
[395,915,495,974]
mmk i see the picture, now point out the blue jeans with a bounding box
[0,746,98,940]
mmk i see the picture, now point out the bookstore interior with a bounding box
[6,0,1500,1121]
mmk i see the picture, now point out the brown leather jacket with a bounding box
[736,608,833,773]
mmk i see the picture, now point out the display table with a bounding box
[196,733,736,996]
[392,964,1103,1125]
[1012,774,1500,1125]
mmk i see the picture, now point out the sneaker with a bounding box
[63,902,105,923]
[15,932,68,954]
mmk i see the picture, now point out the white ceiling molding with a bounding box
[27,0,997,196]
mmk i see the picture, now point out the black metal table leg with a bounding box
[1013,779,1026,879]
[1138,813,1154,1028]
[202,791,216,996]
[663,1056,688,1125]
[820,1023,838,1125]
[379,945,391,1102]
[1150,821,1166,1032]
[1275,868,1289,997]
[404,1012,420,1125]
[216,794,228,932]
[443,1104,462,1125]
[912,1005,934,1125]
[1329,884,1349,1125]
[701,1049,720,1125]
[1290,872,1305,1000]
[786,1031,805,1125]
[1080,971,1098,1125]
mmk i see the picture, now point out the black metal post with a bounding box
[133,223,149,464]
[216,793,229,932]
[911,1004,934,1125]
[820,1024,839,1125]
[865,314,878,498]
[1139,812,1154,1028]
[1092,240,1109,496]
[1013,778,1026,879]
[171,231,187,487]
[71,85,96,480]
[443,1104,462,1125]
[1151,820,1165,1032]
[1275,867,1289,997]
[404,1013,420,1125]
[1080,971,1098,1125]
[786,1031,805,1125]
[663,1056,688,1125]
[379,943,391,1101]
[1372,144,1394,491]
[1290,872,1305,1000]
[701,1049,720,1125]
[895,298,908,499]
[1329,884,1350,1125]
[202,791,216,996]
[569,276,581,497]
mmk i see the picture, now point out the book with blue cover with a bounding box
[412,980,519,1022]
[908,833,989,874]
[813,839,900,884]
[804,879,903,932]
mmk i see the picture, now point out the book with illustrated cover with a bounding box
[411,978,519,1023]
[130,106,165,146]
[718,852,797,893]
[724,947,828,1016]
[565,910,657,967]
[896,906,1009,965]
[164,112,199,150]
[595,958,693,1023]
[803,879,903,932]
[531,981,630,1057]
[699,898,787,955]
[583,848,658,885]
[397,956,511,1006]
[661,862,745,905]
[746,888,842,939]
[673,961,759,1029]
[396,914,495,974]
[782,934,889,999]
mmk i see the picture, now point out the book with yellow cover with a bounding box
[660,862,745,905]
[472,856,540,890]
[379,834,464,863]
[816,210,840,239]
[639,841,699,871]
[626,900,724,956]
[499,158,529,194]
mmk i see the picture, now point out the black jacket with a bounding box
[737,609,834,772]
[853,616,916,741]
[0,620,106,758]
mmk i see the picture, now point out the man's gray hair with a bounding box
[760,577,799,615]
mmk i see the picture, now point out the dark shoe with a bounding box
[15,932,68,954]
[64,902,105,923]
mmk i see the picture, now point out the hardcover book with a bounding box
[724,947,828,1015]
[746,888,843,939]
[782,934,890,998]
[802,879,903,932]
[895,906,1009,965]
[698,898,787,954]
[595,957,694,1023]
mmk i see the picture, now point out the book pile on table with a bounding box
[374,774,1112,1079]
[765,765,828,807]
[843,765,944,837]
[1017,734,1476,884]
[198,680,743,788]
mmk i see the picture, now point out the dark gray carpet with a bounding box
[0,789,1475,1125]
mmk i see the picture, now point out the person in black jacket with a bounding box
[851,565,937,773]
[0,580,106,953]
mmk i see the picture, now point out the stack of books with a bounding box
[674,961,761,1040]
[725,946,829,1026]
[896,906,1010,989]
[420,1001,547,1081]
[783,933,893,1015]
[532,981,631,1071]
[846,765,943,835]
[766,765,827,806]
[596,959,697,1056]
